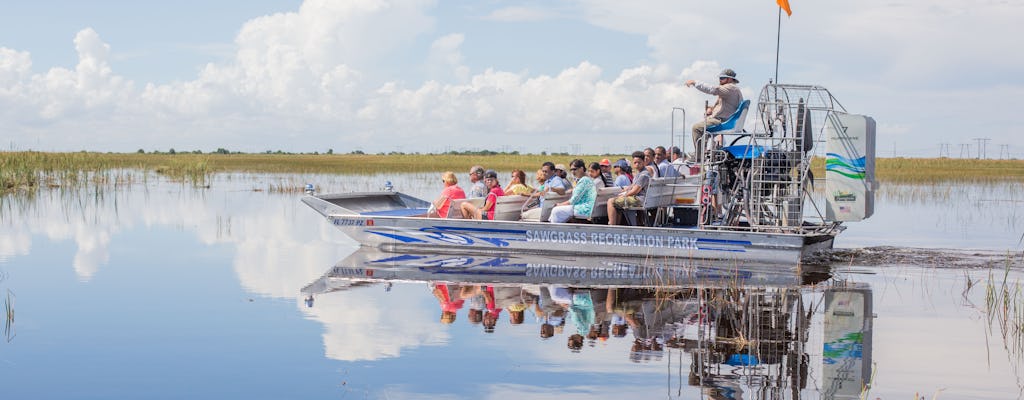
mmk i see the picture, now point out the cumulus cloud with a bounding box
[425,33,469,83]
[0,0,1021,155]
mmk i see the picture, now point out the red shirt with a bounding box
[484,186,505,219]
[438,184,466,218]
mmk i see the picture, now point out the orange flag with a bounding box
[777,0,792,16]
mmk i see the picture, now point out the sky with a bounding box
[1,0,1021,157]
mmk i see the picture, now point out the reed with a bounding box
[980,255,1024,366]
[3,290,12,343]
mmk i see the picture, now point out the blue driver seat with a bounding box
[706,99,751,134]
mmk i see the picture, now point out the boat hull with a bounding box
[303,193,834,265]
[301,247,822,296]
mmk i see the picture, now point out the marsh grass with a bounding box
[966,254,1024,396]
[984,260,1024,356]
[809,157,1024,184]
[3,289,12,343]
[4,151,1022,197]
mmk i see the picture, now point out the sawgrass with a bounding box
[3,152,1023,193]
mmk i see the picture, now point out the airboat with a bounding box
[303,83,876,265]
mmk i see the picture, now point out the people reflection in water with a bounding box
[316,267,862,400]
[416,280,836,389]
[431,283,465,324]
[567,334,584,352]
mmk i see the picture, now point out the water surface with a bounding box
[1,172,1022,399]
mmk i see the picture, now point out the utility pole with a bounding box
[939,143,951,158]
[973,138,991,159]
[999,144,1010,160]
[959,143,970,158]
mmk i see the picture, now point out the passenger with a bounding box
[504,169,534,195]
[588,162,606,189]
[548,162,597,223]
[669,146,691,176]
[466,165,487,198]
[533,168,546,189]
[520,162,567,221]
[598,158,615,188]
[656,145,680,177]
[613,159,632,188]
[643,147,660,178]
[431,171,466,218]
[543,162,568,195]
[685,68,743,160]
[553,163,573,189]
[607,151,651,225]
[565,159,585,188]
[461,170,505,220]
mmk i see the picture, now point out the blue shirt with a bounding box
[469,180,487,198]
[614,175,631,188]
[540,176,566,206]
[659,159,680,177]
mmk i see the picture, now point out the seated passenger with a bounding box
[554,163,573,189]
[461,170,505,220]
[520,162,567,221]
[598,159,615,187]
[466,165,487,198]
[656,145,680,177]
[565,159,585,188]
[588,162,606,189]
[504,169,534,196]
[431,171,466,218]
[612,159,632,188]
[549,162,599,223]
[669,146,692,176]
[607,151,651,225]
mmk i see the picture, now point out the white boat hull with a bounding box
[303,192,836,265]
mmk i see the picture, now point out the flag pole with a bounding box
[774,6,782,84]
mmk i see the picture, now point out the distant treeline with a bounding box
[137,148,573,156]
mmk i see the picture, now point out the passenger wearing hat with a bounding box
[461,169,505,220]
[612,159,632,188]
[685,68,743,160]
[598,158,615,187]
[553,163,572,189]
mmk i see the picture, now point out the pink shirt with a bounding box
[439,184,466,218]
[484,186,505,220]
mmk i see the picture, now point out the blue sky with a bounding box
[1,0,1021,157]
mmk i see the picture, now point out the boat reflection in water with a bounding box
[302,249,872,400]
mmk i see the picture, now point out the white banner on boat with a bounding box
[825,113,876,222]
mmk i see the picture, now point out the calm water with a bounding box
[1,172,1022,399]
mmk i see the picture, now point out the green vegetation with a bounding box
[2,151,1023,193]
[811,157,1024,184]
